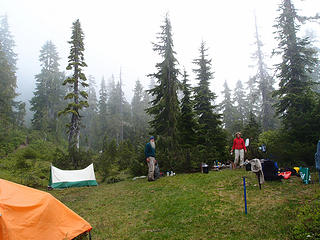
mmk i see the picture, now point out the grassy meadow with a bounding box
[50,169,320,240]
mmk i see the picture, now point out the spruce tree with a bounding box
[60,19,88,168]
[193,41,225,164]
[273,0,318,141]
[146,14,180,170]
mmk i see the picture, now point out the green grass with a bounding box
[49,169,320,240]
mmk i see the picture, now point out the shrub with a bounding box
[258,130,316,167]
[129,144,147,177]
[22,147,38,159]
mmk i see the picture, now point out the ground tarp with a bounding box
[49,163,98,189]
[0,179,92,240]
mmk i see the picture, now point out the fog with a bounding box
[2,0,319,104]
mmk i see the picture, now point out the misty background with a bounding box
[3,0,319,125]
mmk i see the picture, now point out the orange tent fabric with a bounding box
[0,179,92,240]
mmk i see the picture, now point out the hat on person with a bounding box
[235,132,241,136]
[150,136,154,140]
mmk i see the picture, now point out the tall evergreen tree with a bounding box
[131,79,149,142]
[0,15,19,126]
[178,70,198,170]
[146,14,180,169]
[60,19,88,168]
[178,70,197,147]
[273,0,318,141]
[98,76,108,124]
[245,76,260,117]
[0,15,17,70]
[193,41,225,164]
[242,112,261,159]
[251,16,277,131]
[220,80,236,132]
[30,41,65,133]
[233,80,247,129]
[81,75,99,149]
[0,43,16,125]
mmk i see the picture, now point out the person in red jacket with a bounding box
[230,132,247,168]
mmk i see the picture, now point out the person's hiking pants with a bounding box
[234,149,244,167]
[148,157,156,181]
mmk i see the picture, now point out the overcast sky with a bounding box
[2,0,320,104]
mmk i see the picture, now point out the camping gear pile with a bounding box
[0,179,92,240]
[245,159,312,184]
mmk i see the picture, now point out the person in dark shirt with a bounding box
[145,136,156,181]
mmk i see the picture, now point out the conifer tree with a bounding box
[178,70,197,147]
[233,80,247,127]
[0,43,16,125]
[96,76,108,148]
[31,41,65,132]
[251,16,277,131]
[0,15,17,70]
[193,41,225,164]
[146,14,180,169]
[132,80,149,142]
[220,80,236,132]
[0,15,18,125]
[60,19,88,168]
[246,76,260,117]
[81,75,98,149]
[178,70,198,170]
[242,112,261,159]
[273,0,318,141]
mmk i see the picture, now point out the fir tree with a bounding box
[0,15,17,70]
[30,41,65,133]
[246,76,260,118]
[178,70,197,148]
[178,70,198,170]
[220,80,237,132]
[81,75,99,149]
[233,80,247,127]
[97,76,108,148]
[251,16,277,131]
[0,43,16,125]
[273,0,318,141]
[146,14,180,169]
[242,112,261,159]
[60,19,88,168]
[193,41,225,164]
[131,79,149,142]
[0,15,18,126]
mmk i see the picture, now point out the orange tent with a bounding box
[0,179,92,240]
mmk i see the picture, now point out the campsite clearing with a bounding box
[51,169,320,240]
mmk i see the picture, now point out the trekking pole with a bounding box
[243,177,247,215]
